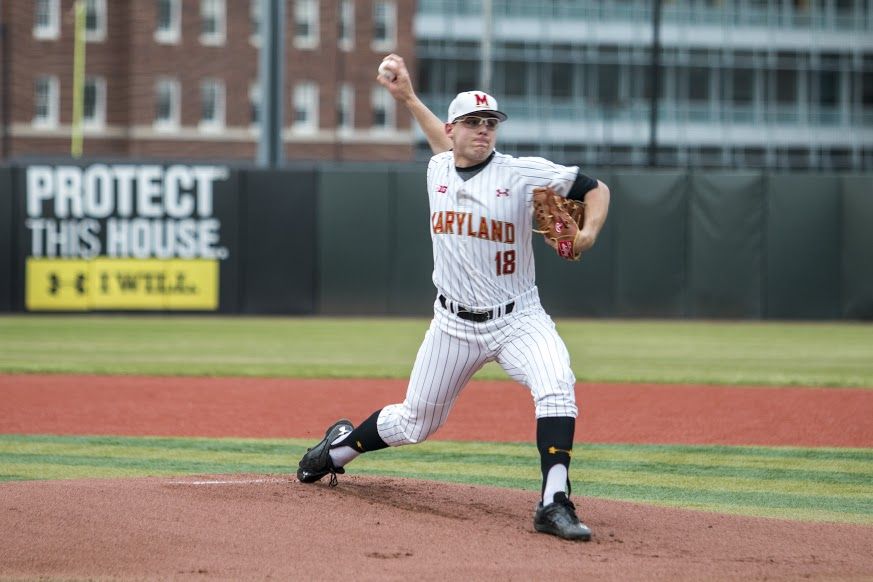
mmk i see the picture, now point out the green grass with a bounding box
[2,434,870,524]
[1,315,871,386]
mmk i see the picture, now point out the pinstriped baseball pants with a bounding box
[376,289,577,447]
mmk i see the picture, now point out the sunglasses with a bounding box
[455,116,500,130]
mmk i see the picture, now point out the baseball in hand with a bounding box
[378,59,397,82]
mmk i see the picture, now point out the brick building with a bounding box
[0,0,416,162]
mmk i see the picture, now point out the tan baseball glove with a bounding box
[532,187,586,261]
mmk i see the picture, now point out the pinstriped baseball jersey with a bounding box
[427,151,579,308]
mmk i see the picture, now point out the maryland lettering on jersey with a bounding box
[431,211,515,243]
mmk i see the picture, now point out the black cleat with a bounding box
[296,419,354,487]
[533,492,592,541]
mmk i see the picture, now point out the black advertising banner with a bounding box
[15,163,237,312]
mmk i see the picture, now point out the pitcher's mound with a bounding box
[1,475,871,581]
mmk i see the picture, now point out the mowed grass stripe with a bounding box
[2,438,870,488]
[2,435,871,484]
[6,435,868,465]
[2,449,870,500]
[1,435,870,524]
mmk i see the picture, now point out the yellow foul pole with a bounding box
[71,0,86,158]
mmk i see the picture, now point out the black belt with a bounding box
[439,295,515,323]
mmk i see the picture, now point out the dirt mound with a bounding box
[1,475,871,581]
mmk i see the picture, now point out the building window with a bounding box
[294,0,319,49]
[200,79,226,131]
[34,0,60,40]
[337,83,354,130]
[339,0,354,51]
[83,76,106,129]
[154,78,180,130]
[502,61,527,98]
[731,68,755,105]
[372,1,396,51]
[688,67,709,102]
[817,70,840,106]
[550,65,573,99]
[200,0,226,45]
[454,60,477,95]
[250,0,262,46]
[33,76,59,128]
[293,82,319,132]
[85,0,107,42]
[775,69,797,105]
[860,71,873,107]
[249,82,261,127]
[155,0,181,44]
[371,85,394,129]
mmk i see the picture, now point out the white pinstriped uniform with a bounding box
[376,151,582,447]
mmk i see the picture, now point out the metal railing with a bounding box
[417,0,872,32]
[424,94,873,128]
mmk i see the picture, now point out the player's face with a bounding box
[447,115,500,167]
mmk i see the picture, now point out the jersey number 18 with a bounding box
[495,250,516,276]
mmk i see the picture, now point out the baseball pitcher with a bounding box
[297,54,611,541]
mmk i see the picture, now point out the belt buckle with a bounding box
[458,306,490,322]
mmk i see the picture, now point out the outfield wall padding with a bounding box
[317,166,392,314]
[240,169,317,314]
[612,171,689,317]
[213,171,242,313]
[0,168,12,311]
[689,172,765,319]
[841,175,873,319]
[1,163,870,319]
[387,166,434,315]
[766,174,842,319]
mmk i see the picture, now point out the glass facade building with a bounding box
[415,0,873,169]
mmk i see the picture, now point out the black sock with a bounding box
[336,409,389,453]
[536,416,575,496]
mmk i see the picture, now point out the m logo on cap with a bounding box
[475,94,489,106]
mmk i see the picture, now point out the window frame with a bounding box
[371,85,395,130]
[292,81,319,132]
[371,0,396,52]
[249,82,261,129]
[338,0,354,51]
[155,0,182,44]
[85,0,107,43]
[199,78,226,132]
[249,0,262,47]
[294,0,320,50]
[337,83,354,131]
[33,0,60,40]
[200,0,227,46]
[82,76,107,130]
[33,75,60,128]
[153,77,181,131]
